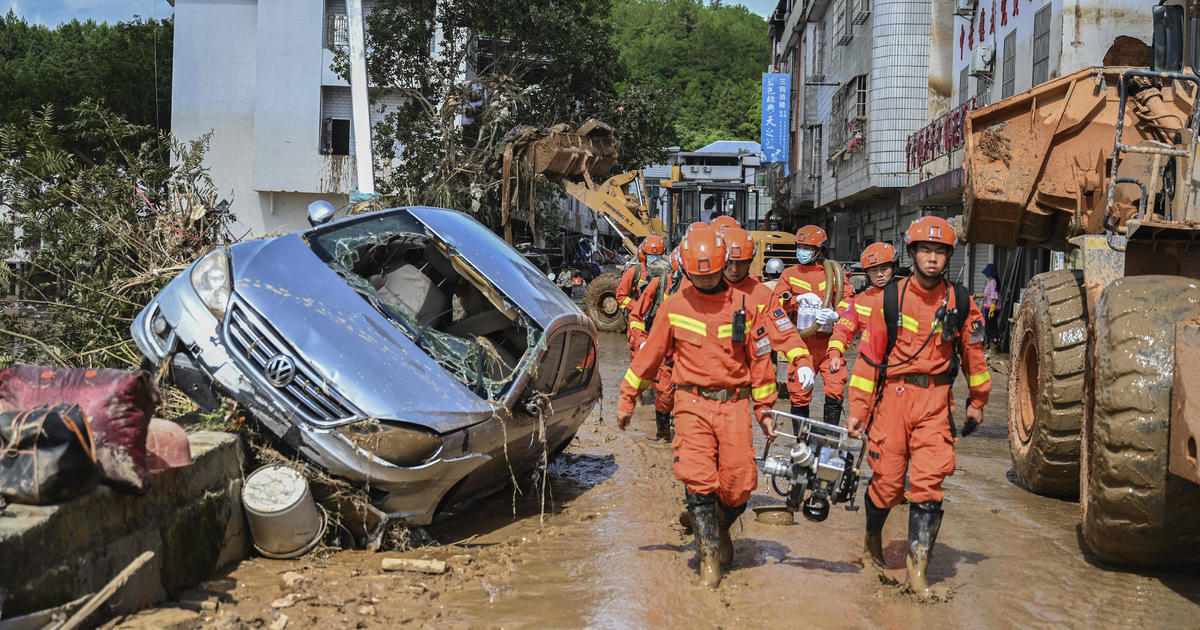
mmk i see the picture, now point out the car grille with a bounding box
[225,300,358,426]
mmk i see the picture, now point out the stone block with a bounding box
[0,431,247,618]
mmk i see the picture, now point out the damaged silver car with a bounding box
[132,205,601,527]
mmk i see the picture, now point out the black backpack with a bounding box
[873,278,972,435]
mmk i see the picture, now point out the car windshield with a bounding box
[305,210,536,400]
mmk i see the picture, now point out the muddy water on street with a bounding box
[144,334,1199,629]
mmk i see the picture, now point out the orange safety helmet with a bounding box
[795,225,828,248]
[905,216,956,249]
[685,221,709,236]
[670,246,681,274]
[723,228,756,261]
[680,228,727,275]
[641,234,666,256]
[710,215,740,234]
[859,242,898,268]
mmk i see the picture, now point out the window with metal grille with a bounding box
[828,75,866,160]
[1001,30,1017,98]
[809,124,823,177]
[810,23,825,81]
[325,13,348,48]
[832,0,852,47]
[1033,5,1051,85]
[959,67,969,106]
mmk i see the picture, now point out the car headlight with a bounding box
[336,421,443,467]
[190,249,232,318]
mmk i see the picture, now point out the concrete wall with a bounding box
[173,0,407,238]
[0,433,247,618]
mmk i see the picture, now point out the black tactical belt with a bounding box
[892,372,952,387]
[679,385,751,402]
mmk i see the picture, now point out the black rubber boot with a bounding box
[654,411,672,442]
[863,493,890,571]
[789,405,809,436]
[715,499,746,570]
[687,493,723,588]
[906,500,944,594]
[822,397,844,427]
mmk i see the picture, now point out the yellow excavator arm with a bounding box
[560,170,667,256]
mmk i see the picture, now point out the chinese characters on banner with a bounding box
[906,96,986,171]
[761,73,790,170]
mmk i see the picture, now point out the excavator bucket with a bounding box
[503,119,619,182]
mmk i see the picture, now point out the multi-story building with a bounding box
[767,0,931,265]
[171,0,404,237]
[902,0,1169,298]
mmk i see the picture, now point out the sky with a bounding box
[6,0,775,27]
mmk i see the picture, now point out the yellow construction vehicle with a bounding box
[959,5,1200,567]
[505,120,797,332]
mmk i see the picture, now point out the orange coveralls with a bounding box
[616,262,648,313]
[728,274,814,373]
[847,278,992,508]
[769,263,854,406]
[619,284,779,508]
[828,285,885,358]
[628,274,678,414]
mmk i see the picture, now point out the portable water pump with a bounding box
[757,410,868,522]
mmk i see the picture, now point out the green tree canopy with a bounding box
[608,0,768,149]
[0,11,172,135]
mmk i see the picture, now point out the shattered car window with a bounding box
[304,211,537,400]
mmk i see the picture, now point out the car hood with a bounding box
[407,207,581,327]
[229,235,498,433]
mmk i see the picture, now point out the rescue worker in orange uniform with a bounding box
[845,216,991,595]
[769,225,854,430]
[722,228,815,392]
[617,227,779,589]
[827,242,900,375]
[616,235,667,316]
[627,252,683,441]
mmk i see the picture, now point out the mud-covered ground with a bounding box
[115,334,1199,629]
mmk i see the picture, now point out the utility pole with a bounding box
[346,0,375,198]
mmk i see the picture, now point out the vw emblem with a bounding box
[264,354,296,388]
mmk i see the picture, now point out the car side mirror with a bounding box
[307,200,336,226]
[1152,3,1184,72]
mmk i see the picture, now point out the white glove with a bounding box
[795,366,815,391]
[794,292,822,307]
[815,308,840,326]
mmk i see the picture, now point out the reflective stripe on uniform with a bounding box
[788,277,812,290]
[717,322,753,338]
[819,281,827,291]
[901,314,919,333]
[620,297,632,308]
[629,320,645,331]
[668,313,707,336]
[968,371,991,387]
[855,303,871,316]
[785,347,810,361]
[758,304,765,312]
[751,383,777,400]
[828,340,847,354]
[624,369,652,390]
[850,374,875,393]
[836,300,849,310]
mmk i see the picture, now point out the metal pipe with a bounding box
[346,0,375,196]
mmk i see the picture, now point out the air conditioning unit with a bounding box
[954,0,976,17]
[852,0,871,25]
[970,44,994,78]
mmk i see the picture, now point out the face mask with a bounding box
[797,249,817,264]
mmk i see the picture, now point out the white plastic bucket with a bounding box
[241,465,326,559]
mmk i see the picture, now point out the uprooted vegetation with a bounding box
[0,101,236,416]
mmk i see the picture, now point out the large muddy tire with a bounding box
[1007,270,1088,498]
[583,272,626,333]
[1083,275,1200,567]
